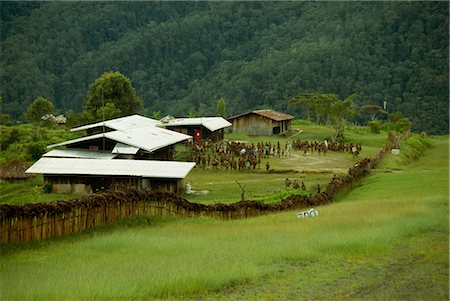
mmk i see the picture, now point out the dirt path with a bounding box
[278,153,353,174]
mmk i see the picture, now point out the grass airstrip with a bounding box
[0,124,448,300]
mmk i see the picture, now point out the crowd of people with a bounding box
[292,139,362,158]
[184,138,362,171]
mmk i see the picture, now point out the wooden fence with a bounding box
[0,146,390,244]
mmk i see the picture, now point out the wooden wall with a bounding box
[230,114,291,136]
[44,175,182,195]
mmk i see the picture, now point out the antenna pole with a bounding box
[102,89,105,150]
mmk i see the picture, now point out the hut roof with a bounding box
[162,117,231,132]
[70,114,160,133]
[0,160,32,180]
[26,158,196,179]
[43,149,117,159]
[228,109,294,121]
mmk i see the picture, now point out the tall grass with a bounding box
[1,126,447,300]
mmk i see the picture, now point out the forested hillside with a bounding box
[0,2,448,133]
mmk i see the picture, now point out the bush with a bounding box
[401,135,430,162]
[368,120,381,134]
[28,142,47,161]
[43,183,53,193]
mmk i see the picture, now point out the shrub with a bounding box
[368,120,381,134]
[28,142,47,161]
[401,135,430,162]
[43,183,53,193]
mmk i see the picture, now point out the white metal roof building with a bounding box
[26,158,196,179]
[160,116,231,142]
[48,125,191,154]
[26,157,196,195]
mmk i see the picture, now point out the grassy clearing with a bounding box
[185,168,330,204]
[1,136,448,300]
[0,175,81,205]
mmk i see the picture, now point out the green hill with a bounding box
[0,2,448,133]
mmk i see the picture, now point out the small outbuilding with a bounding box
[228,109,294,136]
[26,157,196,195]
[160,117,231,142]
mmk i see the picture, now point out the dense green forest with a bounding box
[0,2,448,134]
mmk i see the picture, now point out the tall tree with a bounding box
[216,97,227,117]
[25,96,54,125]
[360,104,387,121]
[84,71,143,121]
[289,92,357,141]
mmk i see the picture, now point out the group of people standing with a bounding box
[184,138,362,171]
[284,178,307,190]
[292,139,362,157]
[185,140,288,171]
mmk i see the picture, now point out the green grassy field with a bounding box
[0,175,81,205]
[0,132,448,300]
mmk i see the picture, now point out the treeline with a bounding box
[0,2,448,133]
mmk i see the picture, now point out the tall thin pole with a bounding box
[102,89,105,150]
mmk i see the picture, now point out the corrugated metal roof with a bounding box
[48,126,191,153]
[43,149,117,159]
[162,117,231,132]
[70,114,160,132]
[26,158,196,179]
[112,143,139,155]
[228,109,294,121]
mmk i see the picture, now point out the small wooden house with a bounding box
[228,109,294,136]
[26,158,195,195]
[160,117,231,142]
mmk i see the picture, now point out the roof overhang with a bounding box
[228,110,294,122]
[70,114,160,132]
[161,117,231,132]
[43,149,117,159]
[26,158,196,179]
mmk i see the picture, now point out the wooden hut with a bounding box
[228,109,294,136]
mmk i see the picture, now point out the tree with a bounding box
[25,96,54,125]
[329,94,357,141]
[360,104,387,121]
[288,93,337,124]
[84,71,143,121]
[151,111,161,119]
[216,97,227,117]
[289,92,356,141]
[388,112,412,134]
[95,103,122,120]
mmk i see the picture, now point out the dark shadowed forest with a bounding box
[0,1,448,133]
